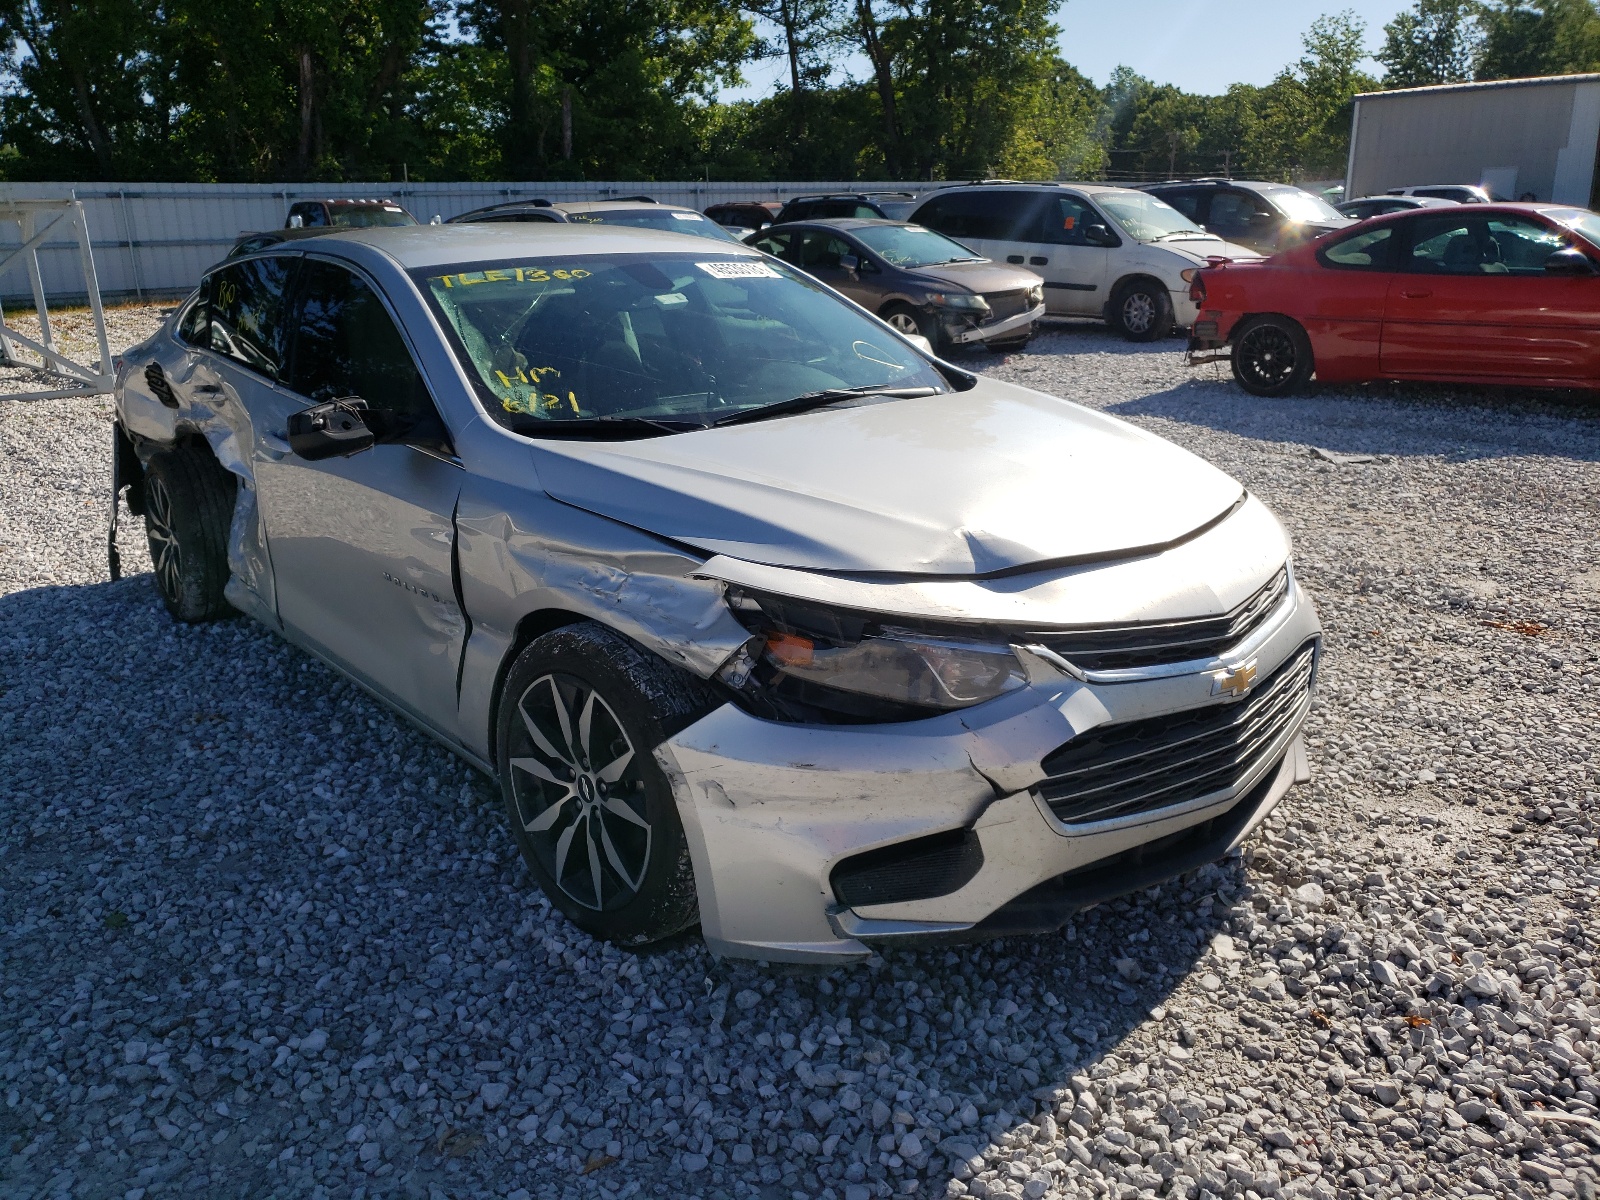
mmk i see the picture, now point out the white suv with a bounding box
[910,183,1259,341]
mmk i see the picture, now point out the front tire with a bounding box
[143,446,236,622]
[1109,279,1172,342]
[1231,315,1314,397]
[496,623,718,947]
[880,302,942,353]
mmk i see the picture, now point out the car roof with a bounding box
[919,181,1148,198]
[552,200,700,215]
[770,217,916,232]
[264,222,765,271]
[1332,200,1572,227]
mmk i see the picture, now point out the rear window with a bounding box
[330,206,416,228]
[565,209,742,242]
[911,190,1038,241]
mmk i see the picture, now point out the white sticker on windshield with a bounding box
[696,260,781,279]
[671,212,705,221]
[654,292,688,306]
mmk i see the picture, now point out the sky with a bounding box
[723,0,1416,100]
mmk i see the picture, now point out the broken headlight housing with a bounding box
[719,588,1028,723]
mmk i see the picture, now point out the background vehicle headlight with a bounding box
[925,291,989,312]
[720,589,1027,722]
[1025,283,1044,305]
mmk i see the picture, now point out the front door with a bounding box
[795,230,874,306]
[251,257,467,741]
[1014,192,1111,316]
[1382,211,1600,381]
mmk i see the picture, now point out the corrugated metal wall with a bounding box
[1346,75,1600,204]
[0,180,938,304]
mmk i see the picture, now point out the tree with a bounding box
[1476,0,1600,79]
[1377,0,1482,86]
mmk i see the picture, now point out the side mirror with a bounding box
[288,399,375,460]
[839,253,860,272]
[1083,223,1116,247]
[1545,247,1596,276]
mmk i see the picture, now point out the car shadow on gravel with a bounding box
[1,574,1253,1200]
[1109,376,1600,462]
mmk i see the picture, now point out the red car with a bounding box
[1188,202,1600,396]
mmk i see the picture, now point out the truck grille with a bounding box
[982,288,1033,324]
[1032,566,1289,672]
[1037,639,1316,826]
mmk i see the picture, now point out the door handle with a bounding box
[1030,257,1048,266]
[260,432,292,460]
[1400,289,1432,299]
[1006,255,1024,264]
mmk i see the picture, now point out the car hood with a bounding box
[526,380,1244,576]
[1152,236,1262,263]
[903,260,1042,292]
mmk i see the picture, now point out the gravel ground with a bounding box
[3,309,1599,1200]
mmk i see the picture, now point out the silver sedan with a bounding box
[112,223,1320,962]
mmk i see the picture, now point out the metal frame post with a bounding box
[0,198,116,401]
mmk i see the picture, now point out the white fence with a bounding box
[0,180,941,304]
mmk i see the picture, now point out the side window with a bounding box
[1207,191,1273,239]
[912,195,951,231]
[1319,225,1397,270]
[177,282,209,345]
[851,204,881,219]
[207,257,296,377]
[1035,194,1098,246]
[290,259,442,436]
[1486,215,1567,273]
[1400,214,1527,275]
[1160,190,1203,221]
[798,231,851,269]
[750,230,795,261]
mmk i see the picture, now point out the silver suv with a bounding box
[113,223,1320,962]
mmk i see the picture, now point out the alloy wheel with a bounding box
[508,674,650,912]
[1236,324,1298,390]
[885,311,920,335]
[1121,291,1156,334]
[145,475,182,601]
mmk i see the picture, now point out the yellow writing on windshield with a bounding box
[435,267,592,287]
[500,390,581,416]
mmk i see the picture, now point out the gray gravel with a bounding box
[3,310,1599,1200]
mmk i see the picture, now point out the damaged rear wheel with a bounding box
[143,445,236,622]
[496,623,718,947]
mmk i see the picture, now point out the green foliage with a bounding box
[1377,0,1482,86]
[2,0,1592,186]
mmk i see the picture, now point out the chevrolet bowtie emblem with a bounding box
[1213,661,1258,698]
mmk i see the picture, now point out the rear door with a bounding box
[251,257,467,740]
[911,190,1030,263]
[1382,211,1600,380]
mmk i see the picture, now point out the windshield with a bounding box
[565,209,742,243]
[1096,193,1207,241]
[416,254,945,431]
[1270,189,1344,223]
[1549,208,1600,250]
[852,224,983,267]
[331,207,416,228]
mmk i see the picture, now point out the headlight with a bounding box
[1026,283,1043,305]
[720,589,1027,722]
[1180,268,1199,283]
[925,291,990,312]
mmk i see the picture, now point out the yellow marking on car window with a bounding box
[434,267,591,287]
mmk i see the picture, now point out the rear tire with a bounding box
[1110,279,1172,342]
[1231,315,1314,397]
[143,446,236,622]
[496,623,719,947]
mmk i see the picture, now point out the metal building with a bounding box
[1346,73,1600,205]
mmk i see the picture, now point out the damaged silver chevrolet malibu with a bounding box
[112,224,1320,962]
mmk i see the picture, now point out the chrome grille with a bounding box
[1032,566,1289,672]
[1037,640,1317,826]
[982,289,1032,324]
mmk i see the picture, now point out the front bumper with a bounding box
[656,572,1321,962]
[946,302,1047,345]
